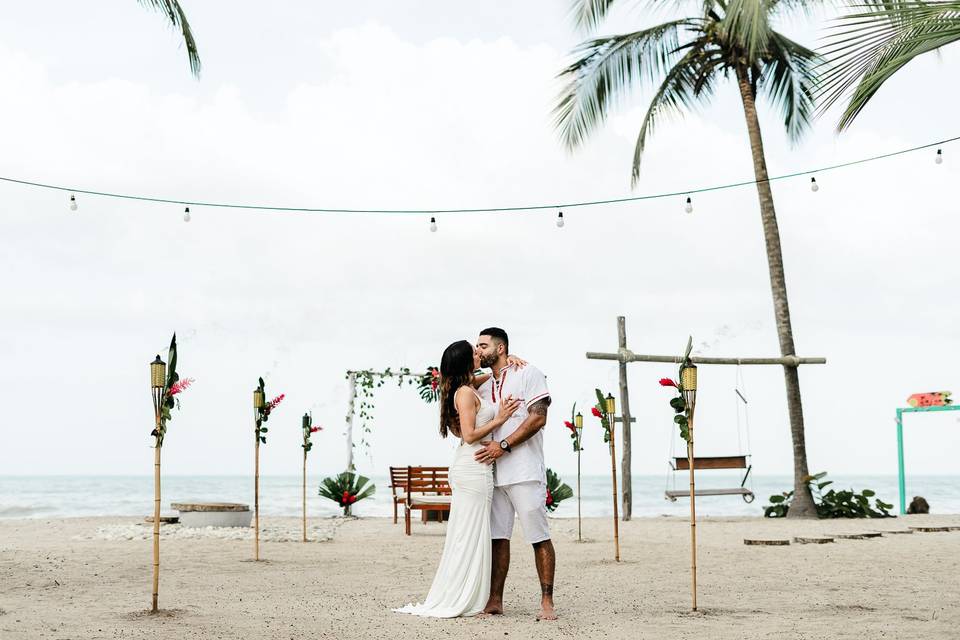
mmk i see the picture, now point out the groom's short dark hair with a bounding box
[480,327,509,353]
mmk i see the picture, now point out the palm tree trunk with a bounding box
[734,64,817,518]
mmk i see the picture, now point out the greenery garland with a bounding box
[346,367,439,454]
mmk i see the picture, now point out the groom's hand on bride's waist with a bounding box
[474,440,504,465]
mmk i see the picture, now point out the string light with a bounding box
[810,177,819,192]
[429,217,437,233]
[8,134,956,218]
[183,206,191,222]
[684,197,693,214]
[556,210,565,228]
[69,194,77,212]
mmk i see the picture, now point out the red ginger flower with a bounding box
[310,426,322,433]
[659,378,678,388]
[591,406,603,418]
[167,378,195,396]
[564,421,576,432]
[267,394,285,410]
[545,488,554,506]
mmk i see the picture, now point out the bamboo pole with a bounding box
[302,450,307,542]
[586,351,825,366]
[151,428,161,612]
[688,409,698,612]
[254,429,260,561]
[608,415,620,562]
[577,448,582,542]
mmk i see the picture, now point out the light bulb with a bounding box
[183,206,191,222]
[684,197,693,214]
[69,194,78,212]
[556,211,564,228]
[429,217,438,233]
[936,149,943,164]
[810,177,819,192]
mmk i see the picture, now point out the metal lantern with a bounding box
[150,355,166,389]
[253,388,265,410]
[605,393,616,415]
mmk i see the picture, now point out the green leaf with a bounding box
[769,495,785,504]
[861,489,875,497]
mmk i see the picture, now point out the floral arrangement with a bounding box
[545,468,573,512]
[318,471,376,515]
[417,366,441,403]
[255,377,284,445]
[563,403,582,452]
[302,413,321,453]
[592,389,612,443]
[659,376,690,442]
[151,334,193,446]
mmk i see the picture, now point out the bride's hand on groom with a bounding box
[506,354,527,368]
[496,395,522,425]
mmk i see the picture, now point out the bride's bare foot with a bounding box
[481,599,503,615]
[536,598,557,621]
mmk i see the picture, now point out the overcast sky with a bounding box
[0,1,957,482]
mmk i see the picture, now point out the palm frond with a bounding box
[554,20,693,150]
[819,1,960,130]
[569,0,619,31]
[630,45,720,184]
[759,32,820,142]
[718,0,776,61]
[137,0,202,76]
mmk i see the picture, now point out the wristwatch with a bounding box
[499,439,512,453]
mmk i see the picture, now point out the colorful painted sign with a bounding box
[906,391,953,408]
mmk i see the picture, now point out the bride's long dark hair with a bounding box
[439,340,474,439]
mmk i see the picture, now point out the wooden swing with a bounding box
[665,368,755,503]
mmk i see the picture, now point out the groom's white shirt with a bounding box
[477,363,550,487]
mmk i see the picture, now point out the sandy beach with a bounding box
[2,514,958,639]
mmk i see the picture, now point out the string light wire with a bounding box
[3,135,956,216]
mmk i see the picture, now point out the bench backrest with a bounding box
[405,466,451,496]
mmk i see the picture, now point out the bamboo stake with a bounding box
[608,415,620,562]
[254,427,260,561]
[577,448,582,542]
[302,450,308,542]
[151,427,161,612]
[688,407,697,612]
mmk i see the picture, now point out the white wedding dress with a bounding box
[394,389,495,618]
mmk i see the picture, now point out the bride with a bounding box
[394,340,523,618]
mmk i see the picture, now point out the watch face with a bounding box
[500,440,509,450]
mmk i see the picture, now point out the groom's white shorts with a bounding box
[491,481,550,544]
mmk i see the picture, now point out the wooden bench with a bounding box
[403,466,451,536]
[388,466,409,524]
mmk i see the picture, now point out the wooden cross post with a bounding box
[616,317,633,521]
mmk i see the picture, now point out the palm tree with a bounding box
[555,0,820,517]
[819,1,960,130]
[137,0,201,76]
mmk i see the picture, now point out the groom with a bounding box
[473,327,557,621]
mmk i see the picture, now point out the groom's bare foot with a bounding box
[536,598,557,621]
[481,599,503,615]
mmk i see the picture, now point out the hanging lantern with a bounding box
[680,361,698,408]
[253,388,265,410]
[605,393,616,415]
[302,413,310,429]
[150,355,166,389]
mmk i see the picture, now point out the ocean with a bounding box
[2,474,957,519]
